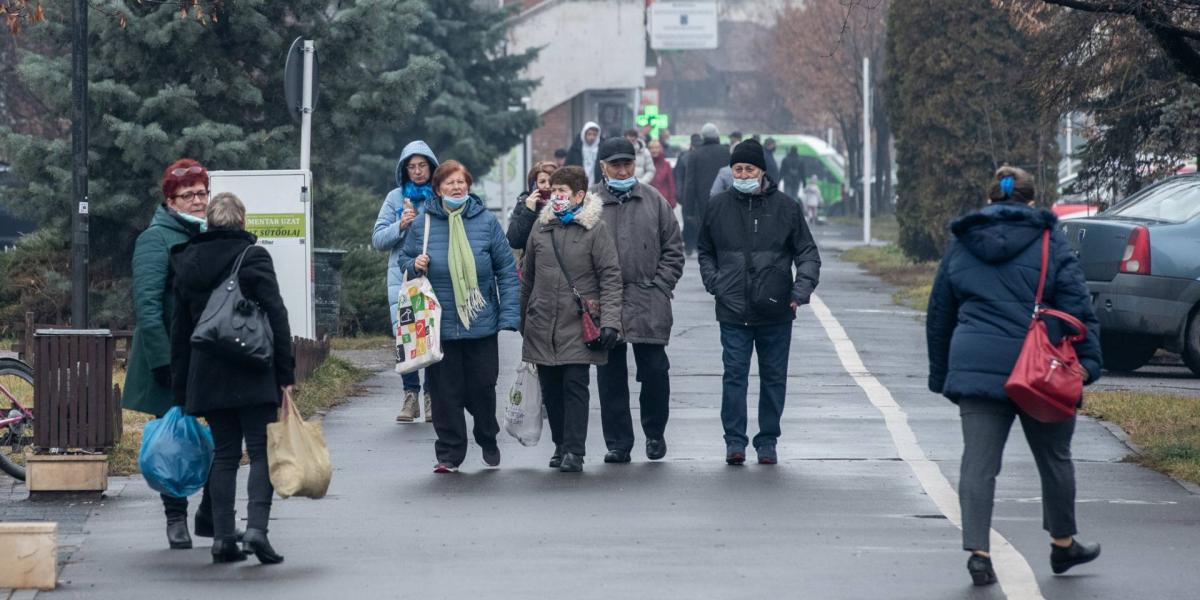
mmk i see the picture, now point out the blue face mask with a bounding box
[732,177,761,194]
[443,194,469,210]
[607,176,637,192]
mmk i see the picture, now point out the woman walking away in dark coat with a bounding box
[171,192,295,565]
[520,166,623,472]
[926,166,1103,586]
[402,161,521,473]
[123,158,216,550]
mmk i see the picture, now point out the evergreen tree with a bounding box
[0,0,538,329]
[885,0,1058,261]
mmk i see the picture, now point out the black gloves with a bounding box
[152,365,172,389]
[598,327,621,351]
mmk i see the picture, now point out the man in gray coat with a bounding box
[590,138,686,463]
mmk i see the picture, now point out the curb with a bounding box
[1085,415,1200,496]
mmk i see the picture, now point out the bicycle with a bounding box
[0,357,35,481]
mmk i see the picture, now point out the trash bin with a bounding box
[32,329,121,451]
[314,248,347,339]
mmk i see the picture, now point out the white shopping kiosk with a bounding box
[208,169,315,340]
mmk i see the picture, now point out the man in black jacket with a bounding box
[697,138,821,466]
[681,123,729,256]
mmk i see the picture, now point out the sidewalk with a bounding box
[11,223,1199,599]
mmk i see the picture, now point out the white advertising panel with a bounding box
[649,1,719,50]
[208,170,315,340]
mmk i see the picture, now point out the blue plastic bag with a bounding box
[138,406,215,498]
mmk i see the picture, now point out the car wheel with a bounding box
[1100,332,1158,373]
[1184,311,1200,377]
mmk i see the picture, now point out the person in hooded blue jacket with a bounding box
[374,141,439,423]
[926,166,1103,587]
[401,160,520,473]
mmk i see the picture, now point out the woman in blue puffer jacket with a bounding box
[374,140,439,423]
[401,160,520,473]
[926,166,1104,587]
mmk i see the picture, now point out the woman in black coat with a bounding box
[170,192,295,565]
[926,166,1103,587]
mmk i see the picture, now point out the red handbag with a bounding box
[1004,230,1088,423]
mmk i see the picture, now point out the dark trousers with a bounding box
[719,322,792,450]
[538,364,591,456]
[958,398,1078,552]
[160,481,212,523]
[596,342,671,453]
[401,370,424,393]
[682,212,700,254]
[426,335,500,466]
[205,403,276,540]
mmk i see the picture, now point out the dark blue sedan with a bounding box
[1061,174,1200,375]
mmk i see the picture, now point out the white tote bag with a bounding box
[504,363,543,446]
[395,215,444,374]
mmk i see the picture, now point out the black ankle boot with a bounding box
[211,538,247,563]
[166,518,192,550]
[243,528,284,565]
[967,554,997,586]
[194,512,245,542]
[1051,539,1101,574]
[549,446,563,469]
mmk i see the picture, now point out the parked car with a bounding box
[1061,173,1200,375]
[1052,195,1102,220]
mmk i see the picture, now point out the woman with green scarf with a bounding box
[402,160,521,473]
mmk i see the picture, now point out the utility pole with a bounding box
[299,40,314,172]
[862,57,872,245]
[70,0,89,327]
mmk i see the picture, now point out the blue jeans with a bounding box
[719,322,793,450]
[402,370,423,393]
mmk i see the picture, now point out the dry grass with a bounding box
[330,335,393,351]
[106,356,369,476]
[840,244,938,312]
[1084,391,1200,485]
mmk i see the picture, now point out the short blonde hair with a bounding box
[207,192,246,230]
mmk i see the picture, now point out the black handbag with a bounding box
[190,245,274,369]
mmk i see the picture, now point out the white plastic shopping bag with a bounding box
[395,215,444,374]
[504,363,543,446]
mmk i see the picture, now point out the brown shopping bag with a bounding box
[267,389,332,499]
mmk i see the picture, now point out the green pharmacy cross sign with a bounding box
[636,105,670,137]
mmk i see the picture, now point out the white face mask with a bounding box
[732,177,761,194]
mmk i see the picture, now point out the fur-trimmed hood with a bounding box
[537,192,604,230]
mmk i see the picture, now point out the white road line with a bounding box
[809,294,1045,600]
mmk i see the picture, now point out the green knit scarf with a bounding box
[446,205,486,329]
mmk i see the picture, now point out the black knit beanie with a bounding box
[730,138,766,171]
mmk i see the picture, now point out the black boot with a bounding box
[967,554,997,586]
[166,518,192,550]
[243,528,284,565]
[194,511,245,542]
[1051,539,1101,574]
[548,445,563,469]
[560,453,584,473]
[211,538,247,563]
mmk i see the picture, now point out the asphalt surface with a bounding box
[18,224,1200,599]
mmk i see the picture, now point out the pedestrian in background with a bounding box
[624,128,657,185]
[681,124,728,257]
[763,137,781,183]
[402,160,520,473]
[520,166,623,473]
[124,158,218,551]
[698,138,821,466]
[803,176,823,224]
[590,138,685,464]
[648,138,678,210]
[373,140,439,423]
[506,160,558,255]
[781,146,805,200]
[566,121,603,187]
[553,148,568,167]
[709,134,741,197]
[171,192,294,565]
[926,166,1103,587]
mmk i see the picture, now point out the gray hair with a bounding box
[207,192,246,230]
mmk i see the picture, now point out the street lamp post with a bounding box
[70,0,89,328]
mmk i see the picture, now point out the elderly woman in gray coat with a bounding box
[520,166,623,472]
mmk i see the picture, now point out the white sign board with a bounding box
[649,1,719,50]
[208,170,315,340]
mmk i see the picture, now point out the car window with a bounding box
[1108,178,1200,223]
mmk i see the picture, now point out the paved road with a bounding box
[33,225,1200,599]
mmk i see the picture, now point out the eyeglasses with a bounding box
[170,165,205,178]
[406,163,430,172]
[171,190,210,202]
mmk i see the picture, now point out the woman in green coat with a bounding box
[122,158,215,550]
